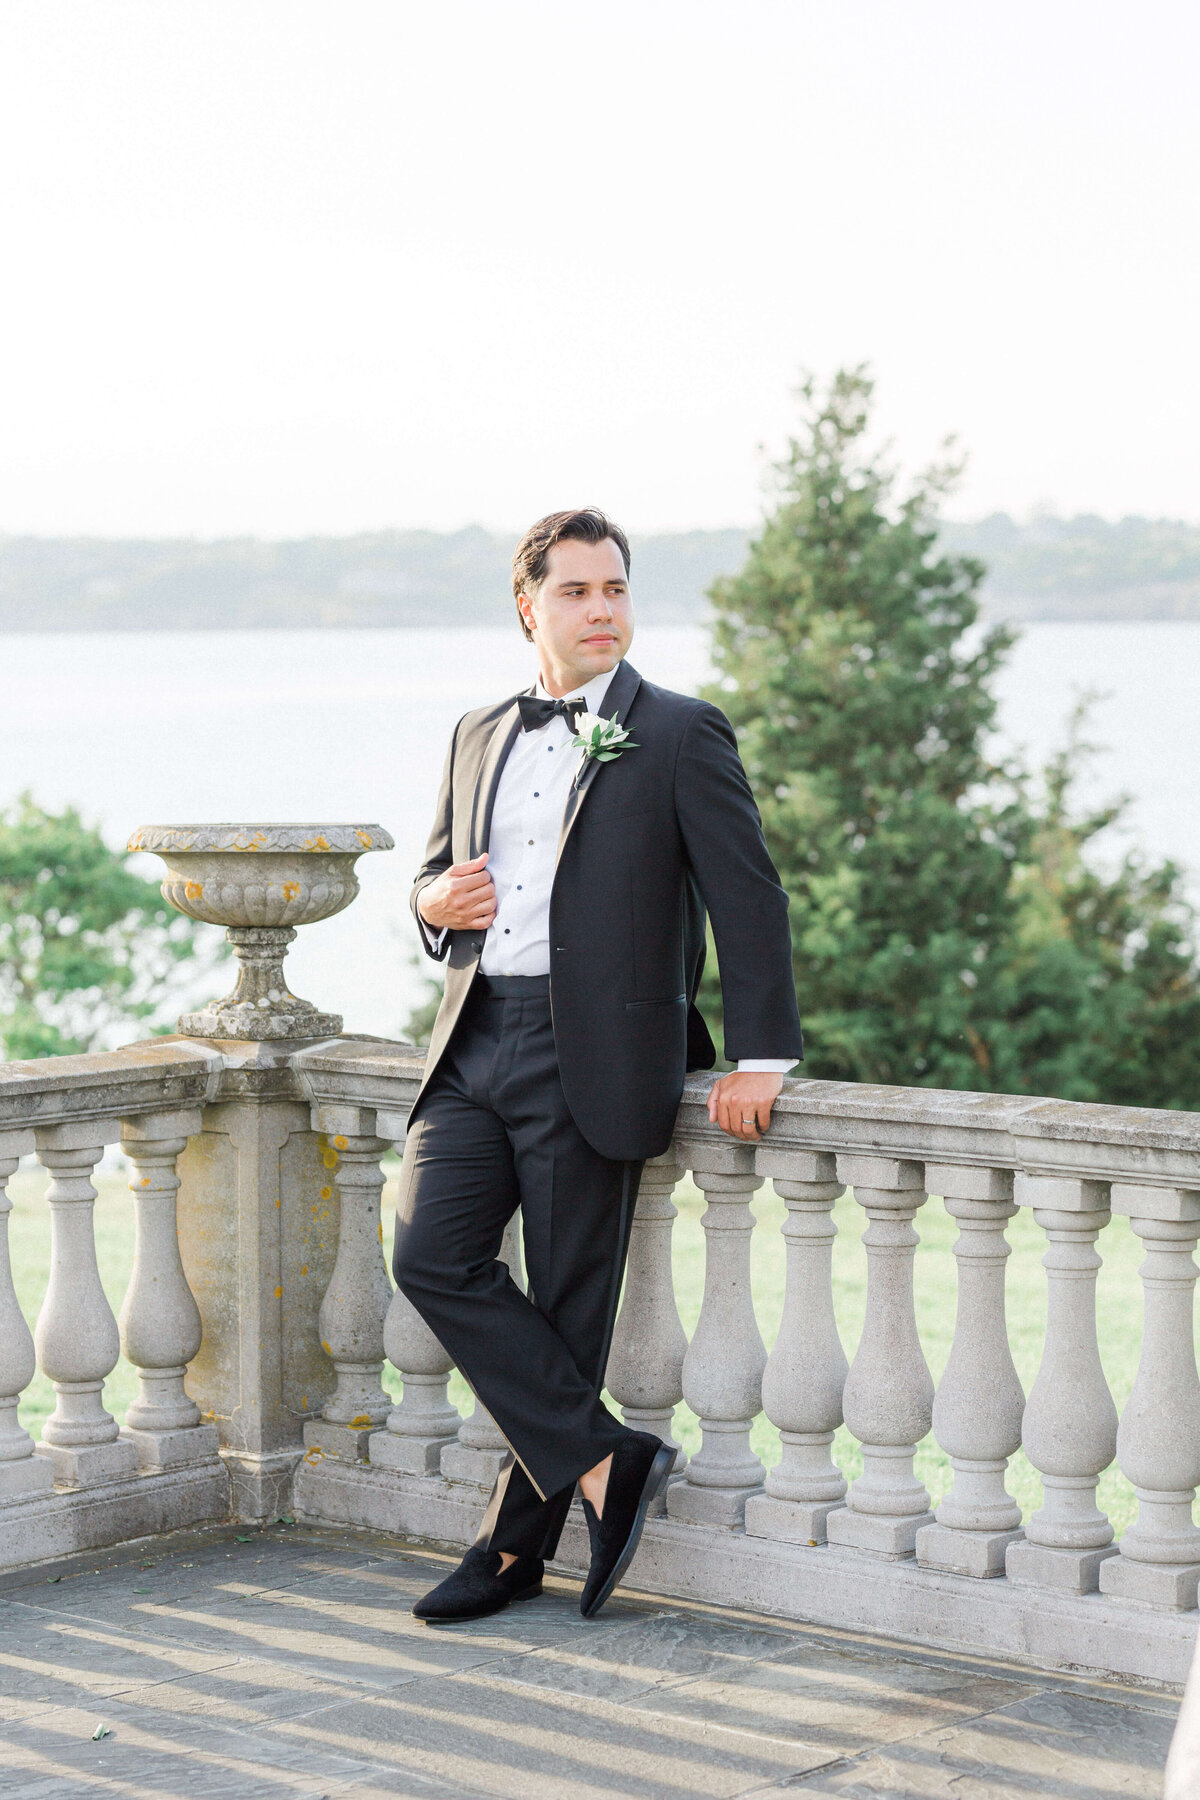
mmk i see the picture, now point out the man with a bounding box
[395,507,803,1624]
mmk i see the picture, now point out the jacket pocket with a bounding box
[626,994,687,1009]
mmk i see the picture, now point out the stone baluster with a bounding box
[369,1105,460,1475]
[371,1280,461,1475]
[606,1153,688,1495]
[0,1133,53,1500]
[1099,1184,1200,1609]
[826,1157,935,1558]
[667,1143,766,1527]
[118,1110,221,1472]
[33,1123,139,1487]
[744,1149,847,1545]
[1007,1176,1118,1592]
[441,1212,525,1487]
[303,1107,393,1463]
[916,1164,1025,1576]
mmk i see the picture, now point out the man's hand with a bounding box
[417,853,497,933]
[707,1070,784,1142]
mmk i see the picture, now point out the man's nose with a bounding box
[587,589,614,621]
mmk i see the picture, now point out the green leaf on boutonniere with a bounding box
[569,709,639,762]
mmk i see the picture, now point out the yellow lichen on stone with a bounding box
[274,1285,283,1299]
[320,1186,332,1201]
[333,1134,348,1150]
[185,880,204,901]
[349,1414,372,1428]
[322,1149,338,1169]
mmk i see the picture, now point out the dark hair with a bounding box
[511,508,631,642]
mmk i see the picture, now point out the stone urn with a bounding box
[129,822,394,1040]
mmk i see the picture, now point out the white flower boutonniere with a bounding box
[570,711,639,768]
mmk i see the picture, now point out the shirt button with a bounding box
[533,791,539,797]
[528,839,534,845]
[516,884,522,890]
[504,928,510,934]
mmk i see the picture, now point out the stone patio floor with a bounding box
[0,1521,1183,1799]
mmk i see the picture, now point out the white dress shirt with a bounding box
[481,668,613,978]
[422,666,795,1074]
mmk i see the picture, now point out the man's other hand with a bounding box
[417,853,497,932]
[707,1070,784,1142]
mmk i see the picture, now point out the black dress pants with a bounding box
[393,974,643,1560]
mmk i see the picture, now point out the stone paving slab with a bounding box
[0,1523,1181,1798]
[784,1687,1178,1797]
[258,1671,834,1798]
[472,1611,814,1705]
[621,1638,1037,1758]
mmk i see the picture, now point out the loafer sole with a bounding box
[581,1442,675,1619]
[415,1578,543,1624]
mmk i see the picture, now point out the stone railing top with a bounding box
[675,1074,1200,1188]
[2,1036,1198,1191]
[127,823,394,854]
[290,1038,425,1118]
[291,1040,425,1077]
[0,1039,222,1143]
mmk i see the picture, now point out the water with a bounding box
[2,621,1197,1040]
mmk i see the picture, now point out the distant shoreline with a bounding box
[6,610,1200,635]
[4,516,1200,630]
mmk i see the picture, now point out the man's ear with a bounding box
[517,590,537,634]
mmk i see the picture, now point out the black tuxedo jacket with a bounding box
[411,659,803,1161]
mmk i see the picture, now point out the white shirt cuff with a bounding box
[416,905,448,956]
[736,1059,797,1074]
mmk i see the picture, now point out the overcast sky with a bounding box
[1,1,1196,538]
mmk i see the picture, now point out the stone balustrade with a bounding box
[2,1034,1200,1685]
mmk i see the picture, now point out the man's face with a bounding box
[518,537,634,685]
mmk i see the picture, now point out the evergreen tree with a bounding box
[998,727,1200,1105]
[703,369,1200,1106]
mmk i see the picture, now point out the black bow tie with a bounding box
[517,694,587,734]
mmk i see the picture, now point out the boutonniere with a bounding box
[570,711,639,772]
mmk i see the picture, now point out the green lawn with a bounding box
[9,1161,1147,1536]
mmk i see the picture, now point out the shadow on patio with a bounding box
[0,1523,1178,1799]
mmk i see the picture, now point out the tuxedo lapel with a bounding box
[556,660,642,870]
[469,700,523,858]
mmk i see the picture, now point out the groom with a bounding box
[395,507,803,1623]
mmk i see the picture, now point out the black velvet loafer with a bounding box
[579,1430,674,1619]
[412,1543,544,1623]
